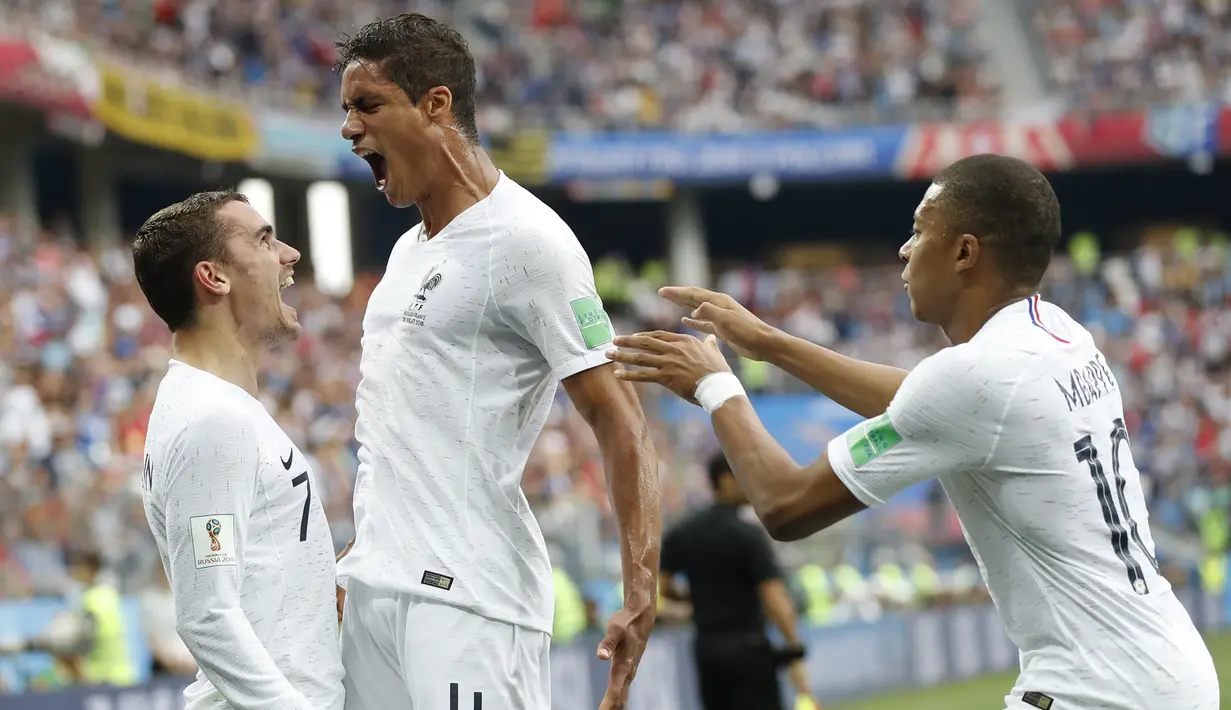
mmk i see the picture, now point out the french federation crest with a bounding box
[403,261,446,327]
[416,267,443,301]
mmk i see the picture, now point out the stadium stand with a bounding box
[1028,0,1231,106]
[1,0,995,129]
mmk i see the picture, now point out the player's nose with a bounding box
[280,242,301,266]
[341,115,362,141]
[898,240,912,263]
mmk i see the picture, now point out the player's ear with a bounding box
[194,261,231,297]
[955,234,979,274]
[423,85,453,124]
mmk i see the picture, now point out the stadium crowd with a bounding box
[13,0,1230,131]
[1031,0,1231,106]
[2,0,994,130]
[0,209,1228,606]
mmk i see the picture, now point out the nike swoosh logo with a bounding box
[281,450,294,470]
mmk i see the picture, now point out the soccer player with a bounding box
[333,13,661,710]
[134,191,345,710]
[607,154,1219,710]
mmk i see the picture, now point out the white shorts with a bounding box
[340,578,551,710]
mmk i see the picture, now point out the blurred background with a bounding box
[1,0,1231,708]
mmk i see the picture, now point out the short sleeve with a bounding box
[491,227,614,382]
[826,346,1010,507]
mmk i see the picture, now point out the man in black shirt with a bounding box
[661,453,816,710]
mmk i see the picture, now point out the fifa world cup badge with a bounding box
[191,514,237,569]
[206,518,223,551]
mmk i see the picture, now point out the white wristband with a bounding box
[694,372,747,415]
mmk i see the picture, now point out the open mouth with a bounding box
[279,274,297,316]
[359,151,388,192]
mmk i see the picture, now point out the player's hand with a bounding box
[606,331,731,405]
[336,538,354,622]
[787,658,812,703]
[596,599,655,710]
[659,286,778,361]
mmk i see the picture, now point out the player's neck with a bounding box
[942,284,1038,345]
[418,144,500,239]
[171,326,264,397]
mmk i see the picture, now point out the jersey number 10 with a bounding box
[1073,418,1159,596]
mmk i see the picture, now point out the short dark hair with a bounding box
[132,190,248,332]
[932,154,1062,287]
[335,13,479,144]
[708,452,733,490]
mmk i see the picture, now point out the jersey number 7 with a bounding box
[292,472,311,542]
[1073,418,1159,595]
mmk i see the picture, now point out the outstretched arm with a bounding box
[608,332,995,543]
[711,396,863,540]
[661,286,908,418]
[757,332,908,419]
[608,332,862,539]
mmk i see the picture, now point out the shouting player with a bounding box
[134,191,345,710]
[608,154,1219,710]
[333,13,661,710]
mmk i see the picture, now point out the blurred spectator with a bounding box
[59,550,137,688]
[3,0,996,130]
[1031,0,1231,107]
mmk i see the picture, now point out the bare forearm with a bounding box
[712,398,863,540]
[763,330,908,418]
[761,580,811,696]
[761,583,802,647]
[711,398,813,536]
[598,412,662,607]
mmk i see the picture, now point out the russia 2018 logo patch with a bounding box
[190,514,237,569]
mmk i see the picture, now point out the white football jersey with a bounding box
[828,296,1218,709]
[142,360,345,710]
[338,172,614,634]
